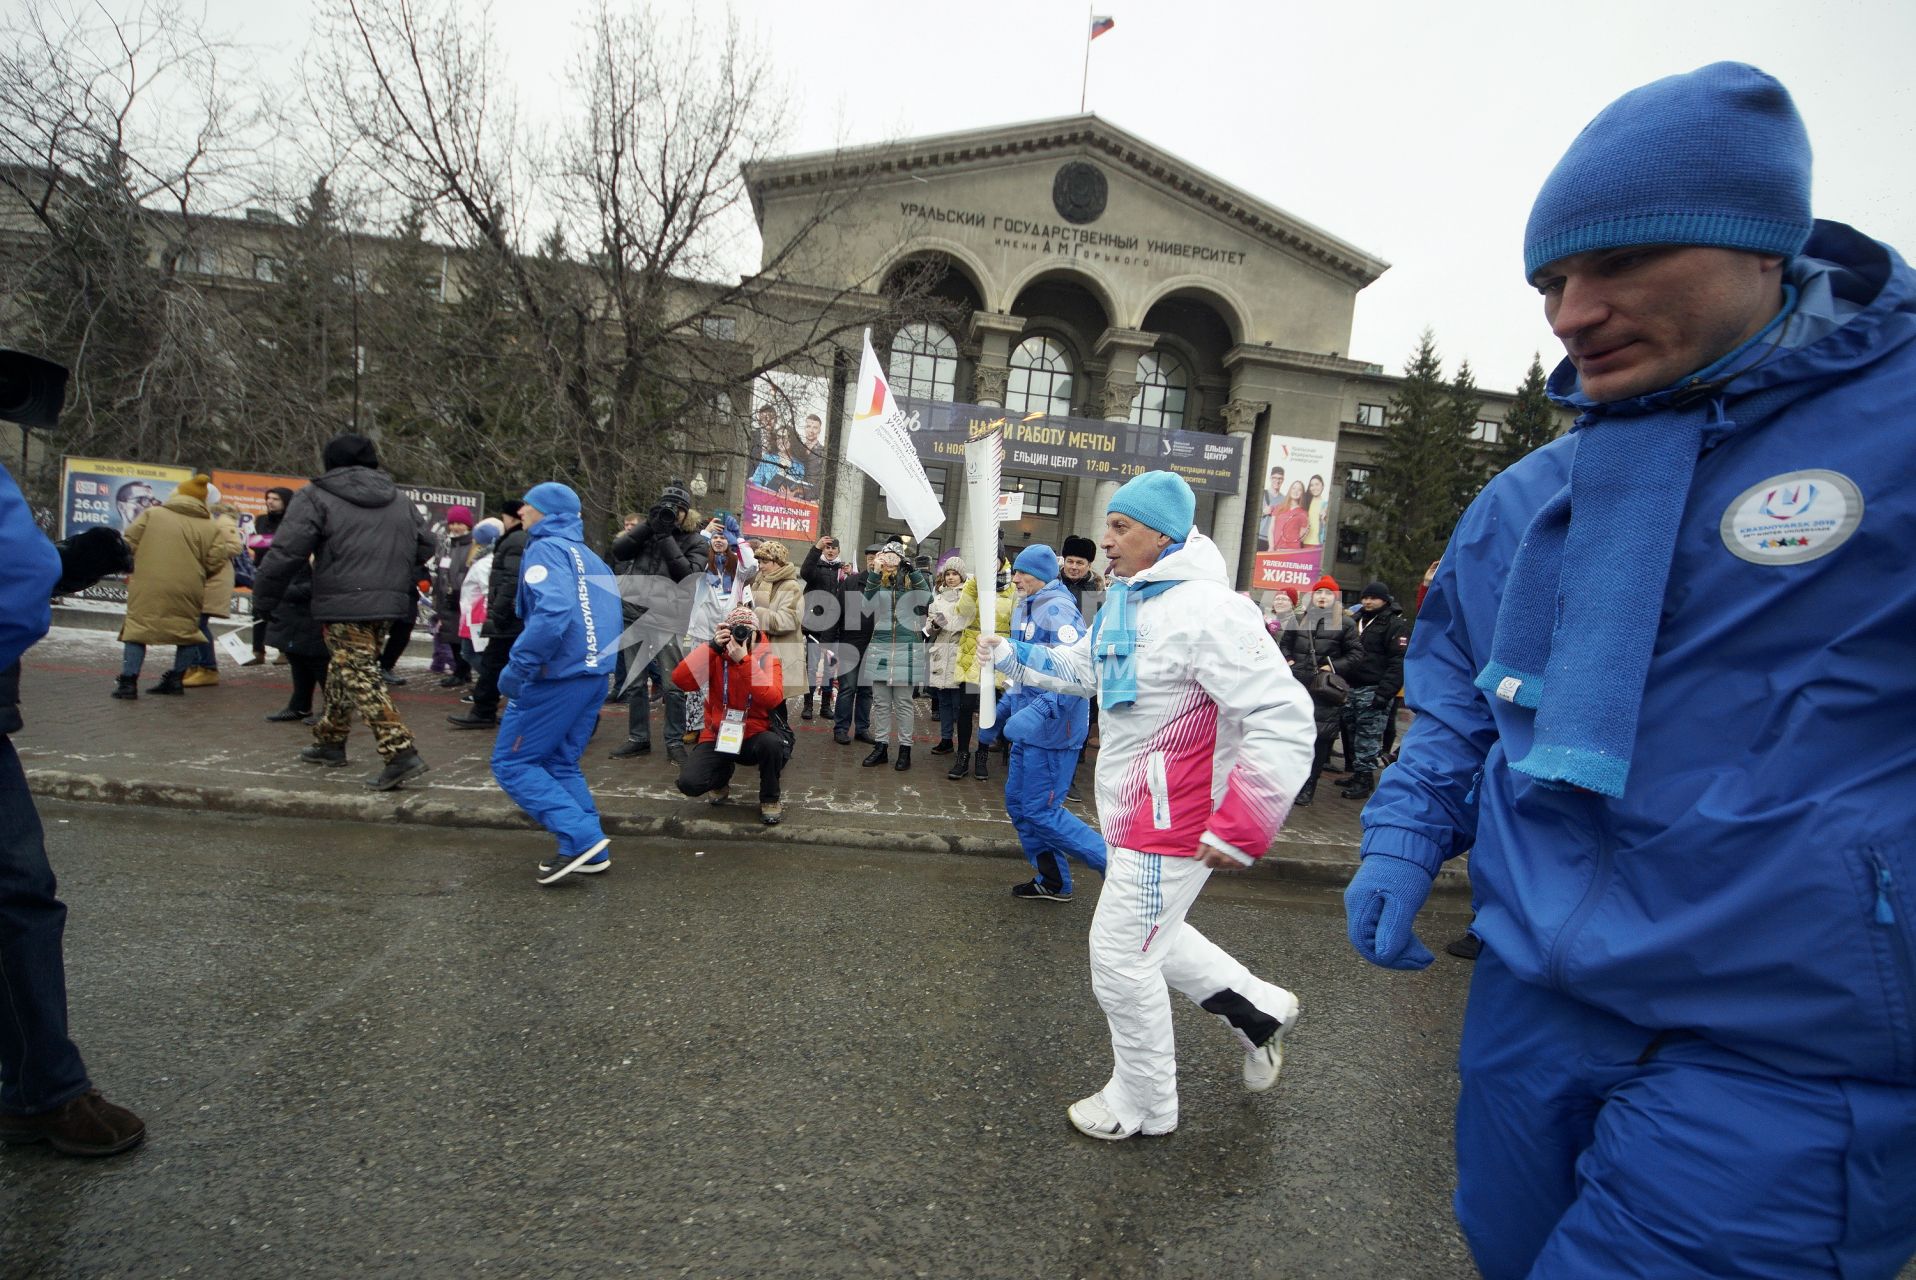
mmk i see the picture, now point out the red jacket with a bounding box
[671,642,784,743]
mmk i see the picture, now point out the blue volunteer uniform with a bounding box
[491,484,623,876]
[1346,63,1916,1280]
[1000,546,1105,895]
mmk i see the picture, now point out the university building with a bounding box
[741,115,1562,594]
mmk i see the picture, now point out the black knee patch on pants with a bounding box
[1201,990,1279,1046]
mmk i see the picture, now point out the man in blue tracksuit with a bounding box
[490,482,624,886]
[999,544,1105,902]
[1342,65,1916,1277]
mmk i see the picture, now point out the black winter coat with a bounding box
[431,533,474,628]
[799,548,849,639]
[611,518,703,626]
[1345,603,1411,694]
[482,527,527,640]
[253,467,434,624]
[264,564,328,659]
[1280,606,1358,731]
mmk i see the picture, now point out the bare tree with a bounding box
[317,0,942,541]
[0,0,270,481]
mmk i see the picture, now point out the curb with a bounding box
[22,768,1469,893]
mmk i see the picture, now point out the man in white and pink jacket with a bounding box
[986,470,1315,1140]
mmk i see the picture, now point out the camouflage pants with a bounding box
[315,621,415,760]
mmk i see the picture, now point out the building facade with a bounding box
[739,115,1562,596]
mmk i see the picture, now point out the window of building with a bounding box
[179,245,220,276]
[888,322,958,401]
[1344,466,1372,502]
[1005,336,1075,417]
[1129,350,1189,431]
[1470,418,1502,443]
[252,255,284,283]
[1337,526,1369,565]
[699,314,737,342]
[1355,402,1386,428]
[923,465,948,505]
[1003,475,1063,518]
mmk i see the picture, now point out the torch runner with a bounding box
[965,419,1005,729]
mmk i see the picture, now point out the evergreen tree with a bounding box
[1361,331,1482,600]
[1495,353,1562,473]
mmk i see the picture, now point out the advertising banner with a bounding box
[211,469,308,553]
[1250,432,1338,594]
[60,456,193,538]
[398,483,487,548]
[897,398,1245,495]
[739,482,820,542]
[750,369,831,506]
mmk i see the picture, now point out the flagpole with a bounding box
[1079,4,1091,112]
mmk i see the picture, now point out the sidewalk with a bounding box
[18,619,1456,889]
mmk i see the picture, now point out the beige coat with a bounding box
[750,558,805,694]
[200,515,244,617]
[120,495,230,645]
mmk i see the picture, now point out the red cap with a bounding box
[1313,575,1341,592]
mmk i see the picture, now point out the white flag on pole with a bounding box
[846,331,945,543]
[965,421,1005,729]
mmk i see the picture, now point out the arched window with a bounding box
[1129,349,1189,431]
[1005,336,1075,417]
[888,322,958,401]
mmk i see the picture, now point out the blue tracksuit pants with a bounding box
[1005,742,1106,894]
[1457,948,1916,1280]
[491,674,608,858]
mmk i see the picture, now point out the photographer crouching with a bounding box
[670,605,788,826]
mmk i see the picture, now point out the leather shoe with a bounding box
[265,707,308,723]
[892,746,912,771]
[0,1089,145,1157]
[608,738,651,758]
[861,745,890,767]
[446,711,497,730]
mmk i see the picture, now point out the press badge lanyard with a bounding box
[716,657,748,755]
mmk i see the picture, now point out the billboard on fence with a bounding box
[210,469,308,552]
[60,456,193,538]
[1250,432,1338,595]
[397,483,486,549]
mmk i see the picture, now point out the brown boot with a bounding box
[180,665,219,687]
[0,1089,145,1156]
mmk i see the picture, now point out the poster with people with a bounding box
[1251,433,1338,595]
[743,369,831,541]
[60,456,194,538]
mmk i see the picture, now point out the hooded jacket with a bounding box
[997,531,1314,862]
[1346,600,1410,692]
[505,511,622,684]
[483,526,527,640]
[0,463,61,736]
[1365,222,1916,1084]
[999,578,1090,751]
[120,493,231,645]
[254,466,434,625]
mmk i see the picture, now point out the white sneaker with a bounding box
[1066,1091,1173,1141]
[537,838,611,885]
[1243,992,1301,1092]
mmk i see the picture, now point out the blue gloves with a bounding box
[498,666,525,701]
[1344,853,1437,970]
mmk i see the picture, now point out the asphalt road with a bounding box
[1,801,1478,1279]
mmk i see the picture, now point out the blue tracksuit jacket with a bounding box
[999,579,1089,750]
[507,512,622,686]
[1366,220,1916,1085]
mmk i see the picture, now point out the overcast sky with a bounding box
[200,0,1916,392]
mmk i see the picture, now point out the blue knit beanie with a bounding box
[1107,470,1195,540]
[1013,543,1059,582]
[1523,62,1812,280]
[521,481,582,517]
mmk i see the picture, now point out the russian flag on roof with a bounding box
[1090,15,1115,38]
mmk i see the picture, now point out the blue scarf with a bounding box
[1090,544,1183,712]
[1473,293,1797,798]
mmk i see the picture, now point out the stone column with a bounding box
[1208,396,1267,584]
[1089,327,1158,518]
[959,311,1024,565]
